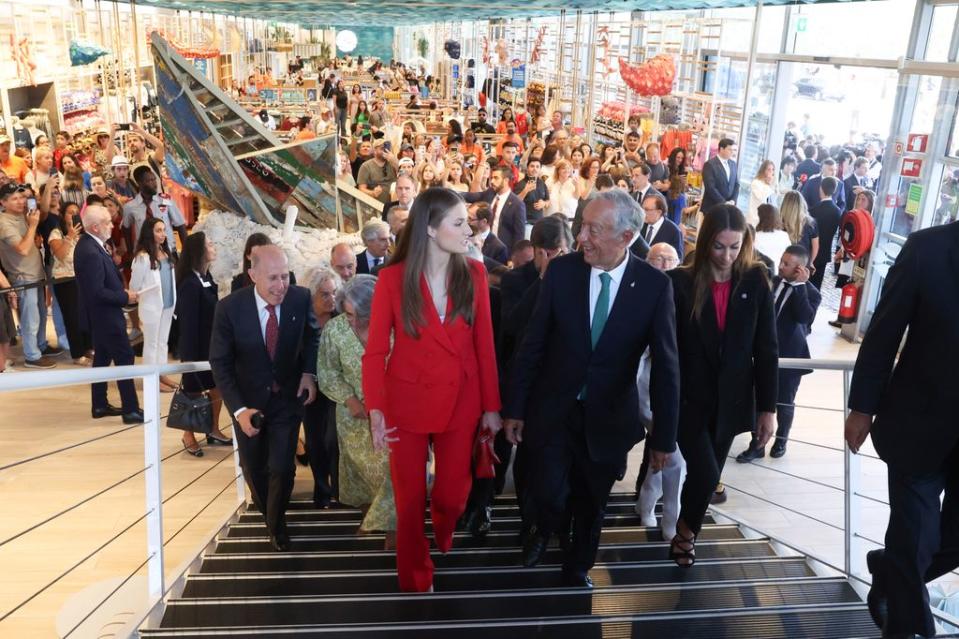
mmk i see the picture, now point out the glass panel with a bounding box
[786,0,915,60]
[925,4,958,63]
[757,5,787,54]
[933,163,959,226]
[737,63,777,212]
[948,93,959,160]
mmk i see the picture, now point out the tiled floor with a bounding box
[1,308,955,637]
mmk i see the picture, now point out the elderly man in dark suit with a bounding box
[464,165,527,256]
[639,192,685,260]
[73,205,142,423]
[355,219,391,275]
[504,189,680,587]
[846,221,959,639]
[209,245,319,552]
[700,138,740,213]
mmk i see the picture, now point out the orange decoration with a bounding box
[618,54,675,97]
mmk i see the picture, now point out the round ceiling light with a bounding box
[336,30,358,53]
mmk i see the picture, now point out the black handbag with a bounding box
[166,378,214,434]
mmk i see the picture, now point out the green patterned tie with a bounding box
[591,272,612,349]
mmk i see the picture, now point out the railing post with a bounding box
[143,371,165,600]
[842,369,863,578]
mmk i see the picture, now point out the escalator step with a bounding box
[197,539,776,574]
[212,524,742,554]
[181,557,814,598]
[160,578,860,628]
[142,605,880,638]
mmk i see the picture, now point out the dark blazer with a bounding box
[649,218,686,260]
[230,270,297,293]
[629,235,651,260]
[176,272,219,363]
[848,222,959,474]
[209,285,319,416]
[772,276,821,361]
[669,266,778,443]
[73,234,127,337]
[802,174,846,212]
[505,251,681,463]
[482,232,509,265]
[701,156,740,213]
[497,260,540,381]
[809,198,843,266]
[794,159,821,189]
[355,248,386,275]
[463,188,527,255]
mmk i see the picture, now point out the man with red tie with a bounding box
[210,245,319,551]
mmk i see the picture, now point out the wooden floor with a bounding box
[0,313,942,638]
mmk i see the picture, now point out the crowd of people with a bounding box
[3,53,956,639]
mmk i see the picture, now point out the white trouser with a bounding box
[140,306,174,367]
[637,447,687,540]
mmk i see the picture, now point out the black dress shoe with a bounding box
[710,485,728,505]
[522,531,549,568]
[469,507,492,537]
[122,410,145,424]
[866,549,888,631]
[770,441,787,458]
[561,571,593,588]
[828,319,843,328]
[736,444,765,463]
[313,498,332,510]
[92,404,124,419]
[270,533,291,552]
[206,433,234,446]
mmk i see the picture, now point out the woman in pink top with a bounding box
[666,204,778,567]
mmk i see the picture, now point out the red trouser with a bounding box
[389,424,475,592]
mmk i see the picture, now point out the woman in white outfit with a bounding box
[546,159,579,222]
[747,160,778,227]
[130,217,177,392]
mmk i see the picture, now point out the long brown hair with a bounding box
[684,204,762,320]
[391,187,474,337]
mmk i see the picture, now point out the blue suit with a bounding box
[73,233,139,412]
[647,217,685,261]
[801,174,846,212]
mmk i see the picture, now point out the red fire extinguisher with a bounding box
[838,282,861,324]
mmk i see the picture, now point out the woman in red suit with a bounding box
[363,187,502,593]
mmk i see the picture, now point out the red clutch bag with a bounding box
[473,427,500,479]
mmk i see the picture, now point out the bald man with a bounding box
[330,242,357,281]
[73,205,142,422]
[210,245,319,552]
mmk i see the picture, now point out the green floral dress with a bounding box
[317,315,396,532]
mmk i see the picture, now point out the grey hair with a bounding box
[360,219,390,243]
[587,188,643,235]
[307,266,341,296]
[336,274,377,319]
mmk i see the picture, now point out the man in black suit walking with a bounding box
[737,244,820,461]
[846,221,959,638]
[639,192,685,260]
[73,205,143,423]
[504,190,680,587]
[464,165,527,256]
[467,202,508,265]
[210,245,319,551]
[700,138,740,213]
[808,176,842,290]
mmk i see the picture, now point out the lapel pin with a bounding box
[630,282,635,288]
[741,293,747,299]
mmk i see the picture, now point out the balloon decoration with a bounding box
[69,41,111,67]
[618,54,675,97]
[11,34,37,86]
[147,28,220,59]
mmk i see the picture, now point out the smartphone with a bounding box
[49,166,58,177]
[118,123,131,131]
[26,197,37,212]
[383,141,392,153]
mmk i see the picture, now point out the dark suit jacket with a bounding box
[701,156,740,213]
[355,248,386,275]
[209,285,319,416]
[463,188,527,255]
[629,235,651,260]
[794,159,821,189]
[497,261,540,385]
[505,251,680,463]
[772,276,821,362]
[482,232,509,265]
[669,266,778,443]
[176,272,219,362]
[802,174,846,212]
[848,221,959,474]
[649,218,686,260]
[809,199,843,266]
[73,234,128,338]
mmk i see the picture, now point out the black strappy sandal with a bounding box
[669,530,697,568]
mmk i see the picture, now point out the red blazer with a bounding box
[362,259,501,433]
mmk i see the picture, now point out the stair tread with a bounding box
[159,579,861,628]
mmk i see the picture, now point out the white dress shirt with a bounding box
[773,278,803,317]
[719,158,731,181]
[588,252,630,325]
[491,190,508,235]
[642,216,665,245]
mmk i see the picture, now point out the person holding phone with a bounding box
[210,245,319,552]
[47,202,91,365]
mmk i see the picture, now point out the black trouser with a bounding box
[90,330,139,413]
[774,371,803,446]
[531,402,623,576]
[881,443,959,637]
[678,425,735,535]
[634,443,653,496]
[302,392,339,505]
[465,428,515,515]
[53,280,90,359]
[235,392,301,537]
[811,259,828,290]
